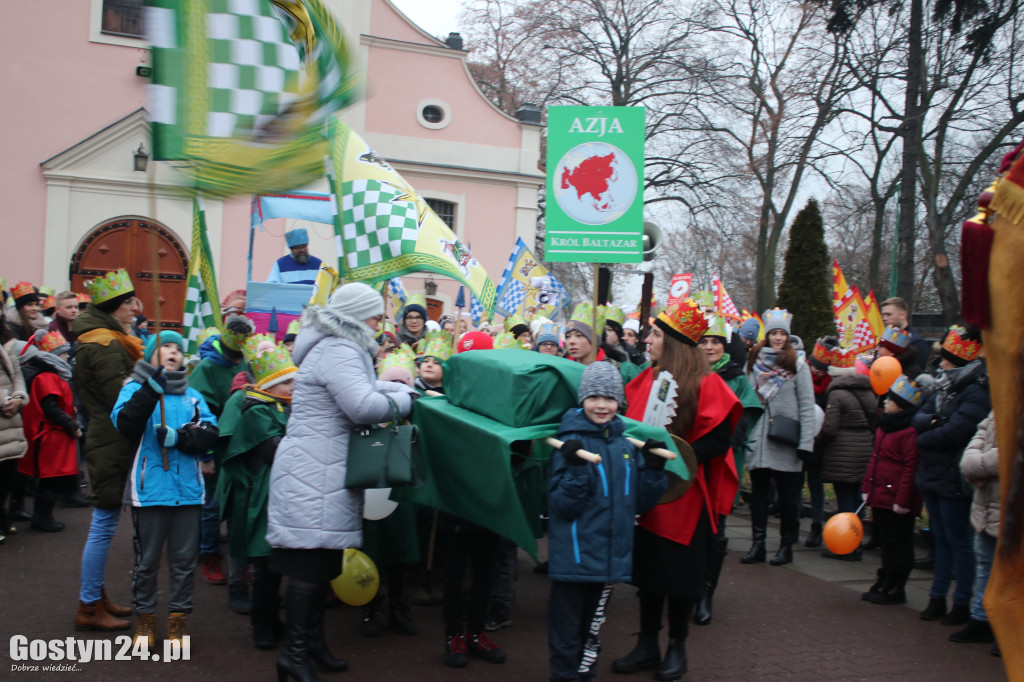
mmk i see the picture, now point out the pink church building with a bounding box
[0,0,542,327]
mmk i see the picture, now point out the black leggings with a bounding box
[35,476,75,519]
[639,590,692,640]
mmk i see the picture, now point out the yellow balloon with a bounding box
[330,549,380,606]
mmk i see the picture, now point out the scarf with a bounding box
[77,327,144,362]
[752,347,794,402]
[131,359,189,395]
[710,354,731,373]
[244,386,292,407]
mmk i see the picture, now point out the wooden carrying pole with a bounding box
[589,263,600,363]
[146,167,169,470]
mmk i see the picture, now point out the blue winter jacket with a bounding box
[112,380,218,508]
[548,408,668,583]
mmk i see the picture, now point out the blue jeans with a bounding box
[199,476,220,556]
[923,492,975,606]
[971,531,996,621]
[80,506,122,603]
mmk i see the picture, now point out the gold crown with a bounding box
[880,326,911,351]
[812,340,834,365]
[831,347,856,369]
[941,325,981,363]
[889,375,923,406]
[42,295,56,310]
[655,298,708,345]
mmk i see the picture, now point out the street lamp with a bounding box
[133,143,149,172]
[425,278,438,296]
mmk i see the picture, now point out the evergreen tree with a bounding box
[775,199,834,344]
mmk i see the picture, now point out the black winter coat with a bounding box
[913,361,990,498]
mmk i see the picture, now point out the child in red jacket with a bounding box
[861,375,924,605]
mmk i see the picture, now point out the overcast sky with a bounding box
[390,0,464,39]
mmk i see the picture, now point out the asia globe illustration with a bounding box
[554,141,639,225]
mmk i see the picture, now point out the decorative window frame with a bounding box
[416,99,451,130]
[90,0,147,47]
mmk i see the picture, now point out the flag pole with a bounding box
[590,263,600,363]
[146,155,168,471]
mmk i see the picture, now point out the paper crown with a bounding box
[285,319,302,336]
[418,330,452,362]
[494,331,529,350]
[401,292,427,316]
[377,344,417,377]
[693,290,714,310]
[220,317,256,352]
[703,314,732,340]
[535,322,560,343]
[831,347,856,369]
[504,313,527,332]
[812,339,834,366]
[889,375,923,406]
[244,334,297,389]
[83,269,134,304]
[196,326,219,347]
[39,331,69,354]
[570,302,595,327]
[37,286,55,298]
[655,299,708,346]
[76,293,92,304]
[0,279,5,293]
[11,281,37,302]
[762,308,793,333]
[941,325,982,363]
[42,295,56,310]
[879,326,911,353]
[600,305,626,327]
[377,319,396,339]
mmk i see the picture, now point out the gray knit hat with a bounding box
[738,318,761,342]
[329,282,384,321]
[565,320,594,345]
[578,361,625,406]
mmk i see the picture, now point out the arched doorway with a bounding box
[70,218,188,332]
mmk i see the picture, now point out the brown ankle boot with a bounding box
[75,600,131,632]
[134,613,157,649]
[166,612,188,644]
[101,588,133,617]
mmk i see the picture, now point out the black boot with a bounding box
[868,582,906,605]
[740,501,767,564]
[804,522,822,548]
[769,501,798,566]
[30,486,64,532]
[276,579,325,682]
[360,595,383,637]
[862,568,887,601]
[920,596,947,621]
[386,568,417,635]
[251,563,283,649]
[308,587,347,673]
[941,603,971,626]
[950,619,994,643]
[229,581,252,615]
[655,638,687,681]
[694,535,727,625]
[611,633,661,673]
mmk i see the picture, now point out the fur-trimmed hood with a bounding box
[293,305,379,366]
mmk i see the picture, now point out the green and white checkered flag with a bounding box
[146,0,360,196]
[339,180,422,269]
[183,197,223,355]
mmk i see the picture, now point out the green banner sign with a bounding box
[544,106,645,263]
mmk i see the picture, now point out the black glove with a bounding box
[560,439,588,466]
[641,439,668,471]
[175,422,220,455]
[147,366,168,394]
[156,425,177,448]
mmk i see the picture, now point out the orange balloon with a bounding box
[823,512,864,554]
[870,356,902,395]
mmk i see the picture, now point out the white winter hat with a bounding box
[328,282,384,321]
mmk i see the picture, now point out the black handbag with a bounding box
[765,403,801,448]
[345,394,424,489]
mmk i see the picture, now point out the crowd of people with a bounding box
[0,269,1003,680]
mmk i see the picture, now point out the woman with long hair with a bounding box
[741,309,817,567]
[612,300,740,680]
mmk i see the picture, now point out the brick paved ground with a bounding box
[0,504,1008,681]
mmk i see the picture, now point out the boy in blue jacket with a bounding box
[549,362,668,681]
[112,331,219,650]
